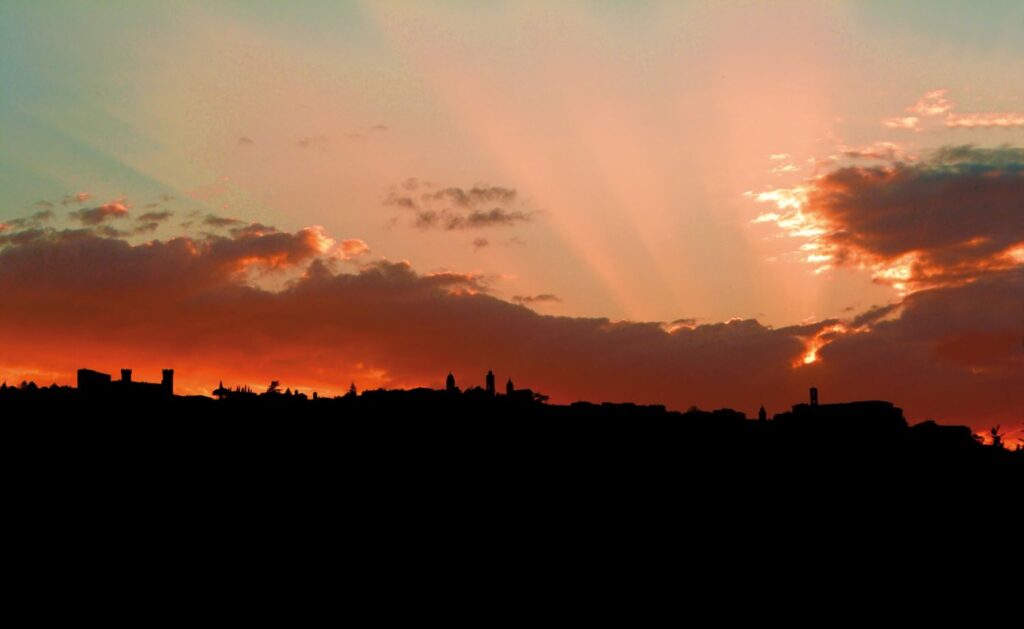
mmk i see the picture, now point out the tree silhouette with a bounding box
[346,382,358,398]
[989,425,1004,449]
[266,380,281,395]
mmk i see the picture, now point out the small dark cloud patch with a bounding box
[203,214,244,229]
[238,136,255,146]
[459,208,530,229]
[386,179,531,232]
[70,202,129,225]
[137,210,174,223]
[415,211,440,230]
[423,186,517,208]
[472,237,490,250]
[384,192,418,209]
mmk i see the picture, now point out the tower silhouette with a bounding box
[506,378,514,396]
[810,386,818,407]
[446,372,456,392]
[486,370,495,395]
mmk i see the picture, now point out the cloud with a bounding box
[0,217,1019,432]
[512,293,562,305]
[339,239,370,259]
[883,116,921,131]
[906,89,953,117]
[841,142,906,161]
[414,208,531,230]
[133,222,161,235]
[945,112,1024,129]
[2,210,54,232]
[385,180,530,231]
[137,210,174,223]
[70,202,129,225]
[814,270,1024,426]
[753,145,1024,291]
[226,223,276,239]
[666,318,698,331]
[203,214,245,229]
[423,186,517,208]
[383,192,418,209]
[0,225,811,412]
[60,192,93,206]
[472,237,489,250]
[238,136,255,145]
[457,208,531,229]
[884,89,1024,131]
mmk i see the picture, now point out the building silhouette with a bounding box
[774,387,906,432]
[213,381,231,399]
[446,372,457,392]
[506,378,514,396]
[486,370,496,395]
[77,367,173,400]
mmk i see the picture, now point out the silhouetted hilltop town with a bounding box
[1,366,1020,475]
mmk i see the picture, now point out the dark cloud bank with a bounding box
[2,151,1021,432]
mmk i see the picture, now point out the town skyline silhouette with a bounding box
[2,363,1020,477]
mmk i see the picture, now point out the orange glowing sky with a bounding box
[1,1,1022,440]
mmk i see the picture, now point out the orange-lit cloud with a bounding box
[753,145,1024,292]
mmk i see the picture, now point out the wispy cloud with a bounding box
[884,88,1024,131]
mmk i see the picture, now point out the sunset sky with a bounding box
[1,1,1022,436]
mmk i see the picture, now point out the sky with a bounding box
[1,1,1022,438]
